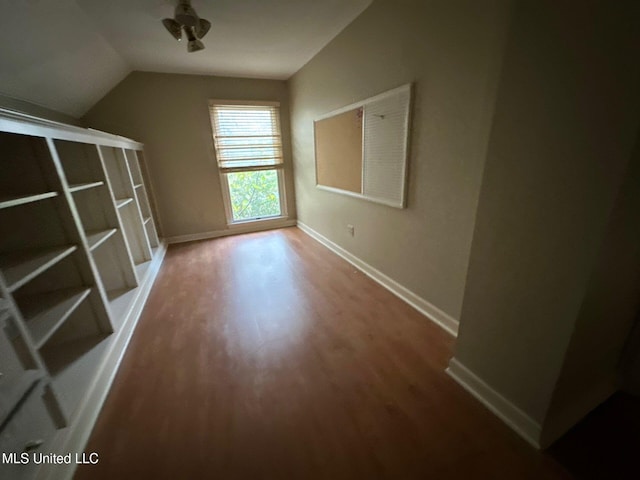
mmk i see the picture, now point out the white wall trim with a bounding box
[297,221,459,337]
[167,218,297,244]
[446,357,542,449]
[38,243,167,480]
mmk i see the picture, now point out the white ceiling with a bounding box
[0,0,371,118]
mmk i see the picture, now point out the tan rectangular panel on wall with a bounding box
[314,108,363,193]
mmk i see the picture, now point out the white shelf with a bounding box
[68,181,104,193]
[20,288,91,348]
[0,245,78,293]
[116,197,133,208]
[86,228,117,251]
[0,191,58,210]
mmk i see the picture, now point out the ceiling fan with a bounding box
[162,0,211,53]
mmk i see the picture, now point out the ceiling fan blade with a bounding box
[195,19,211,39]
[162,18,182,41]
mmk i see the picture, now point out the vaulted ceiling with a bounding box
[0,0,371,118]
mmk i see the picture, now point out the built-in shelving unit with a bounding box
[0,109,165,480]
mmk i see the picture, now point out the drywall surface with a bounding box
[541,133,640,445]
[454,0,640,428]
[0,1,129,118]
[83,72,296,238]
[289,0,512,320]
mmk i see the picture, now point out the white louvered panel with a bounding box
[362,86,411,208]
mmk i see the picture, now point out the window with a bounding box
[209,101,287,223]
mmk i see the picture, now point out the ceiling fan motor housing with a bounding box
[175,4,199,27]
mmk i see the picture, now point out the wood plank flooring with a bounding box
[75,227,570,479]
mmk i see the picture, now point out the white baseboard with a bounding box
[38,243,168,480]
[167,218,297,244]
[446,357,542,449]
[296,221,459,337]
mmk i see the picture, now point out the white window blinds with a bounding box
[209,104,283,169]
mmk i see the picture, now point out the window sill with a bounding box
[227,215,291,229]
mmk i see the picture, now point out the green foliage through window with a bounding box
[227,169,281,221]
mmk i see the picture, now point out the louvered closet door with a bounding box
[362,85,411,208]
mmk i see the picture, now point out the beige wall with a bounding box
[0,93,82,126]
[453,0,640,436]
[289,0,512,320]
[83,72,296,238]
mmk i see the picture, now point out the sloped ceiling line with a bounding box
[0,0,371,117]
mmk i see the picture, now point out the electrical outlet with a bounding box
[347,224,355,236]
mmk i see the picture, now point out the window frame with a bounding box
[208,99,288,226]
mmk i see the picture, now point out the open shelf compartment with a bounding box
[39,305,111,419]
[70,180,138,290]
[0,245,77,293]
[117,200,152,264]
[53,140,105,188]
[91,232,138,298]
[0,132,59,209]
[11,250,106,350]
[0,196,79,293]
[126,149,160,248]
[18,288,92,349]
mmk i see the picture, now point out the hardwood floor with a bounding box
[75,227,570,479]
